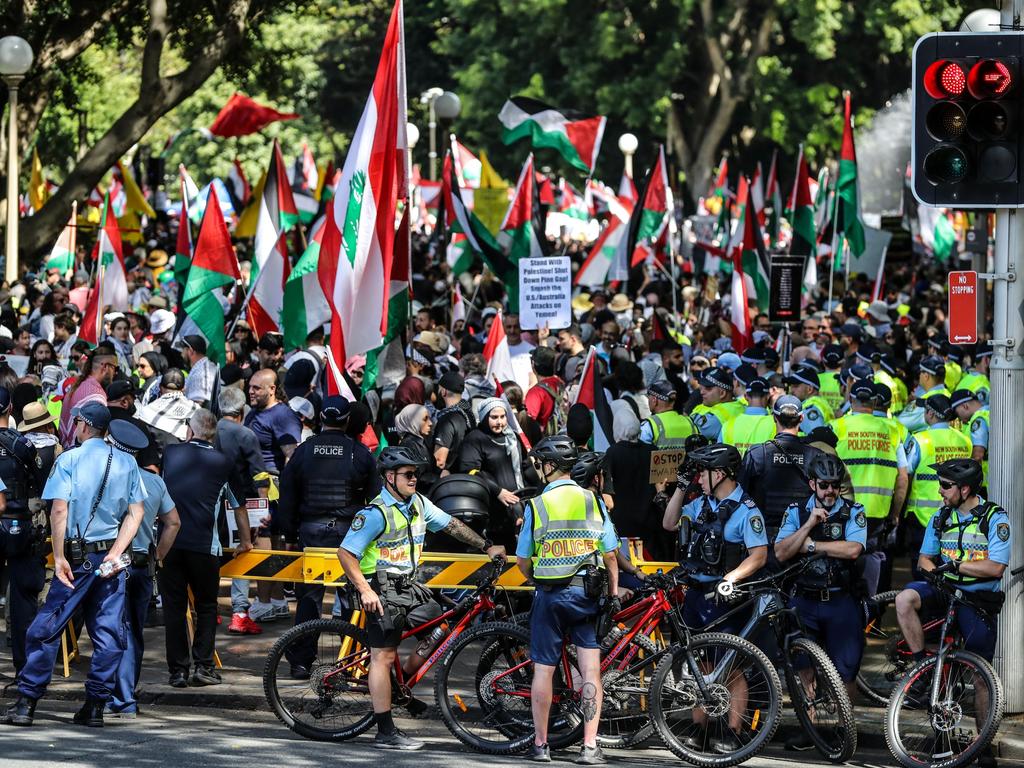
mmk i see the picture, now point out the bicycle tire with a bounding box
[782,636,857,762]
[263,618,375,742]
[650,632,783,768]
[885,650,1003,768]
[597,632,661,749]
[857,589,904,706]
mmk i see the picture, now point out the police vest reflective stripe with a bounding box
[818,372,844,414]
[934,502,1003,586]
[800,395,834,432]
[645,410,697,449]
[721,413,776,455]
[907,429,972,527]
[531,484,605,583]
[962,408,990,484]
[705,400,745,427]
[358,495,427,576]
[833,412,899,519]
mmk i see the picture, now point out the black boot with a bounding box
[0,696,37,726]
[72,699,105,727]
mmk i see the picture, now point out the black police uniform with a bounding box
[0,426,45,676]
[738,434,826,537]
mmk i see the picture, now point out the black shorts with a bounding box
[364,579,442,649]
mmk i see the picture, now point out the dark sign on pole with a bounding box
[769,254,805,322]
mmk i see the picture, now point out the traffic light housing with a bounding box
[912,33,1024,208]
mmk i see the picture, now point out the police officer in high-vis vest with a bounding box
[719,377,776,456]
[899,355,950,434]
[338,446,504,751]
[1,403,147,728]
[904,394,972,573]
[958,342,992,405]
[775,454,867,734]
[662,443,768,754]
[516,435,619,765]
[785,363,834,436]
[692,367,745,440]
[895,459,1010,667]
[951,388,989,491]
[818,345,846,415]
[639,379,697,448]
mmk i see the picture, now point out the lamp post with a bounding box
[405,121,419,197]
[618,132,638,179]
[0,36,33,285]
[420,88,461,180]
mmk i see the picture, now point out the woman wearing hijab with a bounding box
[137,351,168,405]
[457,397,539,548]
[393,403,437,492]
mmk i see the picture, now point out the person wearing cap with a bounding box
[719,377,776,456]
[872,381,909,446]
[957,343,992,406]
[181,334,218,408]
[904,394,972,572]
[278,396,381,679]
[898,355,950,434]
[869,353,907,416]
[691,367,745,440]
[638,380,697,449]
[834,362,874,420]
[785,363,834,437]
[951,389,990,489]
[738,395,827,536]
[730,363,757,402]
[106,420,180,718]
[2,402,147,728]
[817,344,845,415]
[59,347,117,448]
[941,341,964,392]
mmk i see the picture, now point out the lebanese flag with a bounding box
[45,201,77,275]
[81,193,128,344]
[283,211,334,350]
[251,139,298,337]
[573,347,614,451]
[575,217,624,287]
[498,96,606,174]
[322,0,407,368]
[226,158,251,209]
[483,310,515,384]
[499,154,543,263]
[209,93,299,138]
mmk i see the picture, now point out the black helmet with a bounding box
[684,433,711,453]
[688,443,741,475]
[570,451,605,488]
[530,434,578,470]
[809,453,845,483]
[377,445,430,472]
[931,458,983,492]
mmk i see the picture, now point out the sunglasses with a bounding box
[691,361,709,369]
[939,480,959,490]
[394,471,419,481]
[815,480,842,489]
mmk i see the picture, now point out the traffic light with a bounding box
[912,32,1024,208]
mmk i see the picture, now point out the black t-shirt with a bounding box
[163,440,237,555]
[433,400,474,471]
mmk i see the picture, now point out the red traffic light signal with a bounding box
[924,60,967,99]
[968,59,1014,98]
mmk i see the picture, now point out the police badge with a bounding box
[351,514,366,532]
[997,522,1010,542]
[855,511,867,528]
[750,516,764,535]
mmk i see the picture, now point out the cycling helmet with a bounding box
[570,451,605,488]
[931,458,983,492]
[684,433,711,453]
[687,443,741,475]
[808,453,845,483]
[530,434,578,470]
[377,445,430,472]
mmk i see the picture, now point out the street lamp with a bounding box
[405,121,419,194]
[0,36,33,284]
[420,88,461,180]
[618,133,638,179]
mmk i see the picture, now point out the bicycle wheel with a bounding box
[857,589,907,706]
[885,650,1003,768]
[598,632,661,749]
[650,632,783,767]
[782,637,857,762]
[263,618,375,742]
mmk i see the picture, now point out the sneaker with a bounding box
[374,729,424,750]
[785,731,816,751]
[271,602,290,619]
[527,743,551,762]
[248,602,277,623]
[104,708,138,720]
[283,588,296,601]
[576,745,607,765]
[712,729,741,755]
[227,613,263,635]
[168,671,189,688]
[290,665,311,681]
[190,666,222,687]
[683,729,708,750]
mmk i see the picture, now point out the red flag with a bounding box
[209,93,300,138]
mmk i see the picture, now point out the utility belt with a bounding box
[1,511,32,521]
[64,537,117,565]
[368,569,433,633]
[795,586,845,602]
[536,564,607,599]
[129,551,151,568]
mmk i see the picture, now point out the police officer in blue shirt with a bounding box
[107,421,181,718]
[774,453,867,751]
[2,403,147,728]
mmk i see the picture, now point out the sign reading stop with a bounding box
[948,270,978,344]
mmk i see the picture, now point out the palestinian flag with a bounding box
[498,96,606,174]
[789,145,816,258]
[738,179,770,314]
[290,142,320,223]
[750,163,765,226]
[650,309,672,342]
[575,217,624,287]
[182,190,241,364]
[730,216,754,353]
[619,173,638,206]
[573,347,614,451]
[251,139,298,336]
[173,169,194,302]
[226,158,251,210]
[558,178,588,221]
[836,91,866,258]
[765,150,783,242]
[711,155,730,198]
[45,201,77,275]
[321,0,407,371]
[282,210,334,350]
[80,193,129,344]
[499,154,543,263]
[628,145,670,268]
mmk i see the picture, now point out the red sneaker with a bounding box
[227,613,263,635]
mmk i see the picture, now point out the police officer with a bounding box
[639,380,697,448]
[895,459,1009,669]
[958,342,992,405]
[338,446,505,750]
[1,403,147,727]
[738,395,826,537]
[898,355,950,434]
[0,386,46,681]
[719,377,775,456]
[662,443,768,753]
[279,396,381,677]
[691,367,745,440]
[818,345,845,415]
[874,355,908,415]
[951,388,989,491]
[905,394,972,573]
[785,363,834,436]
[515,435,619,765]
[775,454,867,733]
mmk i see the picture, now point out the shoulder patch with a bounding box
[855,511,867,528]
[351,513,366,532]
[971,418,983,433]
[749,515,764,535]
[996,522,1010,542]
[694,414,708,427]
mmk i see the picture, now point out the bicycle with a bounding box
[884,568,1004,768]
[262,557,511,742]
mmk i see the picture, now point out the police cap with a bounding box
[872,381,893,407]
[647,379,677,402]
[105,380,135,401]
[919,355,946,378]
[772,394,802,417]
[949,389,980,409]
[733,364,758,388]
[108,419,149,454]
[698,367,732,391]
[784,364,820,389]
[72,402,111,432]
[850,379,876,402]
[915,393,954,421]
[745,377,771,397]
[321,396,351,426]
[822,344,845,367]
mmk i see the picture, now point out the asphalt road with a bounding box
[0,701,902,768]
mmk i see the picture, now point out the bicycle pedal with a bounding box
[405,696,430,717]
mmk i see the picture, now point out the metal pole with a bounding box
[428,98,437,181]
[624,151,633,179]
[5,79,20,284]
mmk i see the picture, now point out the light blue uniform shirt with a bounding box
[775,496,868,548]
[920,498,1010,592]
[906,422,952,475]
[899,384,947,434]
[516,478,619,559]
[680,484,768,583]
[340,487,453,559]
[42,438,146,543]
[133,470,176,554]
[693,411,724,441]
[969,408,990,450]
[800,403,828,435]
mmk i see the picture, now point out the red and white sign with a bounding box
[948,270,978,344]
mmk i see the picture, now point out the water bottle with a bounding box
[97,553,132,578]
[600,623,627,651]
[415,623,448,657]
[8,519,20,536]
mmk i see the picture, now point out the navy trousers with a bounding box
[109,563,154,713]
[0,518,46,674]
